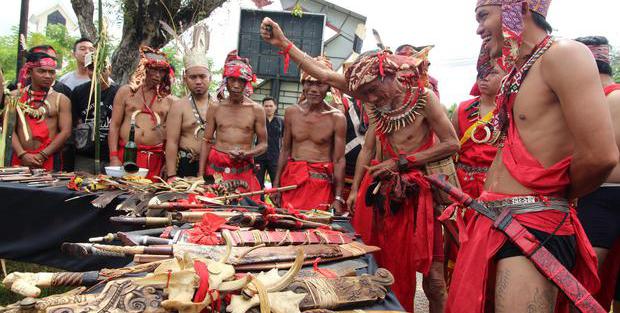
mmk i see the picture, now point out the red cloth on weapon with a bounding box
[187,213,227,245]
[447,88,599,313]
[455,97,498,199]
[118,140,164,179]
[591,83,620,311]
[351,134,437,312]
[204,149,261,195]
[280,160,334,211]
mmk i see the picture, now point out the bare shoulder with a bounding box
[166,94,179,104]
[117,84,133,95]
[284,104,300,116]
[325,105,345,120]
[542,38,594,70]
[49,89,70,104]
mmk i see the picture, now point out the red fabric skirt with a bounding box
[446,191,599,313]
[12,138,55,170]
[118,140,164,179]
[351,161,436,312]
[12,115,57,171]
[204,149,261,194]
[280,160,334,210]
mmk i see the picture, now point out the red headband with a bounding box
[18,57,57,86]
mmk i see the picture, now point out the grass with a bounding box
[0,260,72,306]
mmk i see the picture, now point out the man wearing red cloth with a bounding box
[445,1,618,312]
[260,21,459,313]
[452,57,504,199]
[575,35,620,311]
[109,46,176,178]
[11,46,71,171]
[273,56,346,213]
[198,51,267,193]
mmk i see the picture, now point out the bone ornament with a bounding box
[2,272,54,297]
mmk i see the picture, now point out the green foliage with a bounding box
[0,24,78,83]
[447,102,457,118]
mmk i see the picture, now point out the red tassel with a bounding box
[278,42,293,73]
[377,52,386,77]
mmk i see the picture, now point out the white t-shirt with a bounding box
[58,71,90,90]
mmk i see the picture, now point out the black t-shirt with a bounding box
[255,116,284,162]
[70,81,119,157]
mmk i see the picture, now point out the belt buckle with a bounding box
[511,196,535,205]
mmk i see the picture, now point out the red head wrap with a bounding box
[475,0,552,70]
[344,48,430,94]
[217,50,256,99]
[586,44,611,65]
[18,47,58,87]
[128,46,173,98]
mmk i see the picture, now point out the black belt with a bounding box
[210,163,253,174]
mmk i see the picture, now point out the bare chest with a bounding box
[124,94,170,120]
[215,107,254,131]
[290,113,334,144]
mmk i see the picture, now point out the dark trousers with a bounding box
[255,159,278,188]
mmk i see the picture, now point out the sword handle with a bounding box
[425,174,473,205]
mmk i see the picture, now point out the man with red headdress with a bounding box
[452,51,505,200]
[260,21,459,312]
[575,35,620,312]
[11,46,71,171]
[198,51,267,193]
[273,56,346,212]
[444,1,617,312]
[108,46,176,178]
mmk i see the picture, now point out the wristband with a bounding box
[109,150,119,158]
[278,42,293,73]
[334,196,345,204]
[38,150,49,160]
[17,151,27,159]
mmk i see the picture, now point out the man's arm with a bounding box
[260,18,349,93]
[450,104,461,138]
[38,93,71,161]
[245,104,268,158]
[544,40,619,198]
[273,107,294,188]
[346,124,376,212]
[331,111,347,213]
[198,103,218,176]
[164,99,184,178]
[406,90,460,166]
[108,85,130,166]
[11,129,42,167]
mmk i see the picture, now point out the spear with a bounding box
[88,0,108,174]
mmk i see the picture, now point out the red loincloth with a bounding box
[447,87,599,313]
[591,83,620,310]
[12,115,57,171]
[280,160,334,210]
[352,134,438,312]
[118,140,164,179]
[204,148,261,194]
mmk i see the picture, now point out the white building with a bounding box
[29,2,78,34]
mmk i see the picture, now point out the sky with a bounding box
[1,0,619,106]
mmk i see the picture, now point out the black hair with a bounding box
[262,96,276,105]
[73,37,93,51]
[574,36,613,75]
[532,12,553,34]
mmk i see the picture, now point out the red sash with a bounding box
[351,134,436,312]
[12,116,55,171]
[204,149,260,195]
[280,160,334,210]
[118,140,164,179]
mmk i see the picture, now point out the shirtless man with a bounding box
[108,46,176,179]
[198,51,267,193]
[165,53,212,179]
[260,20,459,313]
[575,35,620,311]
[445,2,618,312]
[11,46,71,171]
[274,56,346,213]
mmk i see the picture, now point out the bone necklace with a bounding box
[367,85,426,135]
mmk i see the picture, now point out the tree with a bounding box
[0,25,77,83]
[71,0,226,84]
